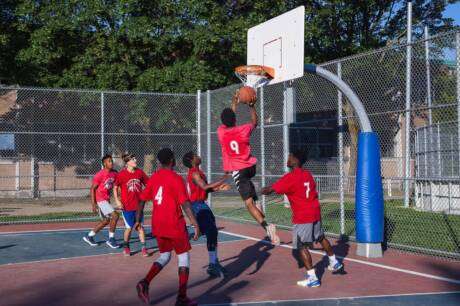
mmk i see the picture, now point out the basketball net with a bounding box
[234,65,275,88]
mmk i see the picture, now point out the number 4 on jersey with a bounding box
[155,186,163,205]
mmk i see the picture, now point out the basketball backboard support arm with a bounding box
[304,64,383,258]
[304,64,372,132]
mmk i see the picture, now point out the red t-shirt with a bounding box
[187,167,207,202]
[140,168,189,238]
[217,123,257,171]
[272,168,321,224]
[92,169,117,202]
[115,168,149,211]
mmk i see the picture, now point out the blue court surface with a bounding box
[0,227,245,265]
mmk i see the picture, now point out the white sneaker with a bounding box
[297,276,321,288]
[328,261,343,272]
[266,224,280,245]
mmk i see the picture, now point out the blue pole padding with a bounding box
[355,132,384,243]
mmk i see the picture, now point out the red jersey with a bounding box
[272,168,321,224]
[217,123,257,171]
[115,168,149,211]
[92,169,117,202]
[186,167,207,202]
[140,168,189,238]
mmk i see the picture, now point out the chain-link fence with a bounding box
[1,30,459,259]
[0,88,196,223]
[206,30,460,260]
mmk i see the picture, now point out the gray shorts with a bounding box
[292,221,324,249]
[97,201,115,220]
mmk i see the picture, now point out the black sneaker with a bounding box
[216,262,228,277]
[106,237,118,249]
[83,235,97,246]
[175,296,197,306]
[136,279,150,304]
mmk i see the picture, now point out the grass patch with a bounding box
[213,198,460,256]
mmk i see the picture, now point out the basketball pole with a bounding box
[304,64,384,258]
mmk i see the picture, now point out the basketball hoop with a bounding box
[234,65,275,88]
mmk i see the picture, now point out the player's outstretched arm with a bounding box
[261,186,274,195]
[113,186,123,210]
[249,103,258,127]
[192,173,230,193]
[231,91,239,112]
[182,201,201,240]
[90,184,98,213]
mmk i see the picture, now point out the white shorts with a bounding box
[97,201,115,219]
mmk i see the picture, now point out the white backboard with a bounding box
[247,6,305,86]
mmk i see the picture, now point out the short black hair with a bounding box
[220,108,236,127]
[122,153,136,163]
[101,154,112,164]
[291,148,308,166]
[157,148,175,165]
[182,151,194,169]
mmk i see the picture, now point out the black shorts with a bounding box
[232,165,258,201]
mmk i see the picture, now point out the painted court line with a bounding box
[0,235,246,267]
[0,226,145,235]
[220,230,460,286]
[201,291,460,306]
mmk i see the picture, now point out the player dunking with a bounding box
[217,92,280,245]
[136,148,200,306]
[183,151,230,277]
[83,154,119,248]
[261,149,343,288]
[114,153,150,257]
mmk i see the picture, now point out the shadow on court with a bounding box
[150,241,274,305]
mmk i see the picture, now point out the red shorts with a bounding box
[156,231,191,254]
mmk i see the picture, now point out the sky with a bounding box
[444,2,460,26]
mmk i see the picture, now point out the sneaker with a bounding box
[216,262,228,277]
[297,276,321,288]
[106,237,118,249]
[136,279,150,304]
[123,247,131,257]
[206,263,221,277]
[141,247,149,257]
[266,224,280,245]
[83,235,97,246]
[328,261,343,272]
[175,296,197,306]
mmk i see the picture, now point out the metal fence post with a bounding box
[283,84,295,206]
[260,87,266,212]
[206,90,212,207]
[404,1,413,207]
[437,123,441,176]
[337,62,345,236]
[425,26,433,126]
[197,90,201,156]
[15,160,20,191]
[100,92,105,159]
[456,32,460,178]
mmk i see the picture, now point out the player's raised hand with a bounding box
[216,183,231,191]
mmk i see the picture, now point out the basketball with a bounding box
[237,86,257,104]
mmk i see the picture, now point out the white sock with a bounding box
[307,269,317,279]
[209,251,217,264]
[109,232,115,238]
[329,254,337,264]
[88,231,96,237]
